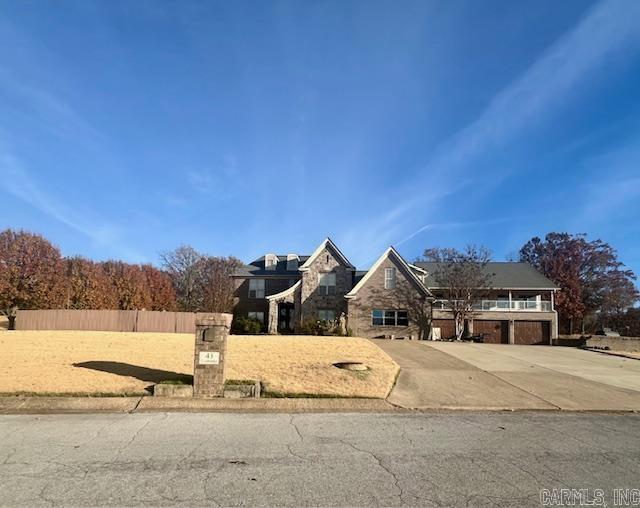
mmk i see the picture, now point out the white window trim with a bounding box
[286,254,299,271]
[384,267,396,289]
[265,254,278,271]
[318,272,337,296]
[371,309,409,327]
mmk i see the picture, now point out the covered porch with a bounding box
[265,280,301,334]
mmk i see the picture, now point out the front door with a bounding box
[278,303,295,333]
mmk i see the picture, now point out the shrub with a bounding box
[299,318,345,336]
[232,316,263,335]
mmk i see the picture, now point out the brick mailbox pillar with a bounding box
[193,313,232,398]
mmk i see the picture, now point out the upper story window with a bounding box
[265,254,278,271]
[384,267,396,289]
[249,278,265,299]
[286,254,299,271]
[318,272,336,296]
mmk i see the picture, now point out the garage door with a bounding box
[432,319,456,340]
[514,321,550,345]
[474,320,509,344]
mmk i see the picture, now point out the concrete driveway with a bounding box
[373,340,640,411]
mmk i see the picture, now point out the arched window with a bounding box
[265,254,278,270]
[286,254,299,271]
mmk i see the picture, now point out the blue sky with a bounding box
[1,0,639,274]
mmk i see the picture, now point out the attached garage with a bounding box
[514,320,551,345]
[473,320,509,344]
[432,319,456,340]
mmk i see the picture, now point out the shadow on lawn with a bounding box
[73,361,193,392]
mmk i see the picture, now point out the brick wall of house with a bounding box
[347,256,429,339]
[299,245,353,325]
[233,277,299,323]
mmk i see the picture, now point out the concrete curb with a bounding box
[0,396,142,414]
[0,396,397,414]
[137,397,398,413]
[584,348,640,361]
[0,396,637,414]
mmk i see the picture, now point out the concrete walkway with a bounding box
[373,340,640,411]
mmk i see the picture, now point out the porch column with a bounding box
[509,319,515,344]
[267,299,278,335]
[508,291,512,310]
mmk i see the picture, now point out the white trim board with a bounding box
[298,238,355,271]
[266,280,302,301]
[345,246,432,299]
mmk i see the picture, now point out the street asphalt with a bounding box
[1,411,639,507]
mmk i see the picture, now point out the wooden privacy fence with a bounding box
[15,309,216,333]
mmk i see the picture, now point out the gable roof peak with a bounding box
[299,238,355,271]
[345,246,432,299]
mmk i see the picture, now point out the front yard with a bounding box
[0,330,398,398]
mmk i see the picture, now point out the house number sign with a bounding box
[199,351,220,365]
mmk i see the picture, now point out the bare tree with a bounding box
[365,279,432,339]
[160,245,205,311]
[199,256,243,313]
[420,245,493,340]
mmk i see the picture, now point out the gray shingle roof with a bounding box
[412,262,558,290]
[233,255,310,277]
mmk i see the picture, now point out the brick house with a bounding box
[232,238,559,344]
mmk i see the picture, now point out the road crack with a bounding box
[338,439,406,505]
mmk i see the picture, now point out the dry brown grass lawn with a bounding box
[0,331,398,398]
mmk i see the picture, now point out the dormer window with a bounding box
[384,267,396,289]
[265,254,278,271]
[286,254,299,271]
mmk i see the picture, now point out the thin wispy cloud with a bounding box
[349,0,640,259]
[394,217,525,249]
[0,2,638,273]
[0,146,144,261]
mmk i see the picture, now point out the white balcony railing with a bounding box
[433,299,552,312]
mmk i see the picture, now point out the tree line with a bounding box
[1,228,638,336]
[0,229,241,329]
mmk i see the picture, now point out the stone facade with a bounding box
[298,245,354,327]
[347,255,430,339]
[231,239,559,342]
[193,314,232,398]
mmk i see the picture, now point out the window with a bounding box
[371,310,408,326]
[384,267,396,289]
[318,272,336,295]
[265,254,278,270]
[248,311,264,323]
[318,309,335,321]
[286,254,299,271]
[249,279,265,298]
